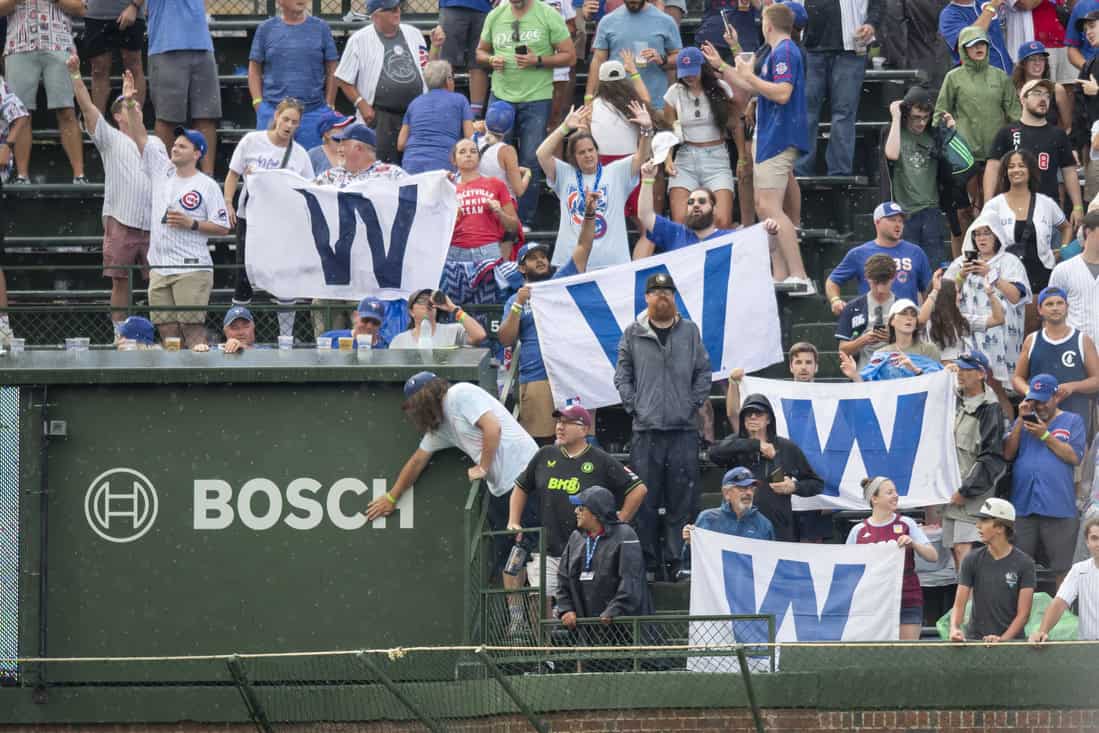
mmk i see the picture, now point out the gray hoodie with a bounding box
[613,312,712,431]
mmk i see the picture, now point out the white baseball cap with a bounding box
[975,497,1016,523]
[649,131,680,165]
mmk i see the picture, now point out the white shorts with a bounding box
[525,553,561,601]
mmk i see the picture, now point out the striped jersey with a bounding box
[142,138,229,275]
[1049,255,1099,347]
[90,120,151,231]
[1056,558,1099,640]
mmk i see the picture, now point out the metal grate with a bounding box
[0,387,20,679]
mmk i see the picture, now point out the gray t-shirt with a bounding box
[374,32,422,112]
[86,0,145,21]
[958,545,1036,639]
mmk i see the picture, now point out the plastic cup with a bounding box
[357,338,373,352]
[338,336,354,351]
[633,41,649,67]
[316,338,332,351]
[164,336,181,352]
[737,51,754,67]
[8,338,24,354]
[278,335,294,351]
[871,56,885,70]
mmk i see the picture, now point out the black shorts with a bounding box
[79,17,146,58]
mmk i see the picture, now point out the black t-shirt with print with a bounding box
[987,122,1074,203]
[514,444,642,556]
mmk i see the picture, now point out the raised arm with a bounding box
[67,55,101,135]
[885,101,903,161]
[628,101,653,174]
[120,70,146,153]
[636,159,658,234]
[571,190,600,272]
[537,105,590,183]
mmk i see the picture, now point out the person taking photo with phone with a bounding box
[835,254,899,370]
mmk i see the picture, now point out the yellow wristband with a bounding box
[584,94,594,102]
[252,97,262,108]
[71,73,81,80]
[1073,204,1084,211]
[1040,430,1051,442]
[641,177,656,184]
[557,124,572,136]
[630,72,641,79]
[718,62,729,72]
[510,303,523,314]
[456,309,466,323]
[829,296,843,304]
[384,491,397,505]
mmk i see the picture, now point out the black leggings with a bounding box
[233,217,252,303]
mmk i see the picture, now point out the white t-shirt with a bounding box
[142,138,230,275]
[418,382,538,496]
[551,156,636,270]
[982,193,1066,270]
[90,120,151,231]
[663,81,733,144]
[229,130,314,219]
[1055,558,1099,640]
[590,98,639,157]
[388,322,467,349]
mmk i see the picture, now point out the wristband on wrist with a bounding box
[510,303,523,314]
[384,491,397,505]
[584,94,594,102]
[630,72,641,79]
[557,123,572,136]
[829,296,842,304]
[456,308,466,323]
[190,220,199,232]
[71,73,81,81]
[251,97,262,108]
[1073,204,1084,211]
[641,177,656,185]
[718,62,729,72]
[1040,430,1051,442]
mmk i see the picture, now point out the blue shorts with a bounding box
[900,605,923,626]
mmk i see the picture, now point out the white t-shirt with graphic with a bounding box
[551,156,636,270]
[229,130,314,219]
[143,138,230,275]
[388,322,467,349]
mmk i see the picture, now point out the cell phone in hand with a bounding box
[720,8,734,30]
[515,44,529,55]
[1022,413,1040,424]
[768,467,785,483]
[964,250,978,262]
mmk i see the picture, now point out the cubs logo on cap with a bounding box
[1025,373,1058,402]
[873,201,905,221]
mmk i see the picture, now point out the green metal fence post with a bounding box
[734,646,765,733]
[355,652,447,733]
[475,649,550,733]
[226,655,273,733]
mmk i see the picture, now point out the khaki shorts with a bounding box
[148,270,213,325]
[519,380,557,438]
[102,217,150,279]
[753,146,798,191]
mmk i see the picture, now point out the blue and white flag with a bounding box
[243,169,456,301]
[739,373,960,511]
[528,225,783,409]
[687,529,904,670]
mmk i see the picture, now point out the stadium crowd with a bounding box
[0,0,1098,641]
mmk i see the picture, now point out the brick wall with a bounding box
[5,709,1099,732]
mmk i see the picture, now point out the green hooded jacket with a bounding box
[934,26,1021,161]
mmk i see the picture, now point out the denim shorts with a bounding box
[668,143,735,193]
[900,605,923,626]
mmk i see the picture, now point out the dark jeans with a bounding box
[489,94,552,227]
[797,50,866,176]
[630,429,700,573]
[903,206,947,270]
[372,107,405,165]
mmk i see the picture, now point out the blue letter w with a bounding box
[296,185,418,287]
[564,246,731,365]
[722,550,864,641]
[780,393,926,496]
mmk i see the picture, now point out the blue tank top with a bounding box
[1027,328,1091,422]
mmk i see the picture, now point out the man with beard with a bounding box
[983,79,1082,226]
[614,272,711,580]
[584,0,681,113]
[708,392,824,541]
[498,192,598,443]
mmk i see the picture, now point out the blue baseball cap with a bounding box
[516,242,549,264]
[677,47,705,79]
[357,297,386,323]
[782,0,808,30]
[722,467,759,488]
[334,122,377,147]
[1037,286,1068,307]
[1017,40,1048,61]
[873,201,905,221]
[118,316,155,345]
[404,370,438,399]
[955,350,991,374]
[485,101,516,135]
[316,109,354,139]
[367,0,400,12]
[223,305,254,328]
[173,126,207,159]
[1026,373,1059,403]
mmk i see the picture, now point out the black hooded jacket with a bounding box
[707,393,824,541]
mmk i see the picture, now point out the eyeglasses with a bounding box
[1026,90,1051,100]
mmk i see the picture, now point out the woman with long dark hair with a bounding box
[982,149,1071,331]
[662,46,735,228]
[919,273,1005,361]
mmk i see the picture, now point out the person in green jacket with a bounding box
[935,25,1021,254]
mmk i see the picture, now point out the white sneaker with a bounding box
[782,276,817,297]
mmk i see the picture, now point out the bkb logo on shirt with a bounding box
[566,187,608,238]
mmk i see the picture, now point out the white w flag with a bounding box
[243,169,457,301]
[687,529,904,671]
[739,372,960,511]
[528,225,783,409]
